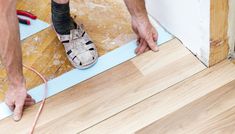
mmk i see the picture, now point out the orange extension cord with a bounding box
[23,65,48,134]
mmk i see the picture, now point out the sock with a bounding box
[51,0,75,35]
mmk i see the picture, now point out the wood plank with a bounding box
[189,106,235,134]
[131,39,191,75]
[0,39,205,133]
[0,61,142,134]
[81,61,235,134]
[137,80,235,134]
[210,0,229,66]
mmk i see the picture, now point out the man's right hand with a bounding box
[5,79,35,121]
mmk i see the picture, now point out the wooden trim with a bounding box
[228,0,235,58]
[210,0,229,66]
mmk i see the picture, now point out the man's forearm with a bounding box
[124,0,148,19]
[0,0,24,86]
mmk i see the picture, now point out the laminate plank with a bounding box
[189,106,235,134]
[137,80,235,134]
[131,39,191,75]
[81,61,235,134]
[0,61,142,134]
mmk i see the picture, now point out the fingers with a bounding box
[25,94,34,101]
[145,35,159,52]
[137,40,148,55]
[136,37,156,55]
[13,102,24,121]
[27,94,32,98]
[5,101,14,111]
[26,96,35,103]
[24,100,35,107]
[134,23,159,54]
[24,94,36,107]
[144,47,150,53]
[11,98,35,121]
[135,38,143,54]
[5,97,13,111]
[25,97,32,101]
[137,37,140,44]
[152,29,158,42]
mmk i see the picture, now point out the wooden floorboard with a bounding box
[81,61,235,134]
[137,80,235,134]
[191,105,235,134]
[131,39,191,75]
[0,39,205,134]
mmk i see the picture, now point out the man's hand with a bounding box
[132,16,158,55]
[5,80,35,121]
[124,0,159,55]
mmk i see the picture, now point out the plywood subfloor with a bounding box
[0,38,208,133]
[0,0,135,101]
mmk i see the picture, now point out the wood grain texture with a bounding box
[82,61,235,134]
[228,0,235,56]
[0,39,206,134]
[191,105,235,134]
[0,61,141,134]
[137,80,235,134]
[0,0,134,101]
[210,0,229,66]
[131,39,191,75]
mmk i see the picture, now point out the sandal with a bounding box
[54,22,98,69]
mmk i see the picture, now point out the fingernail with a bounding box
[156,46,160,51]
[13,115,21,122]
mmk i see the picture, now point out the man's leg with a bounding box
[51,0,98,69]
[52,0,75,35]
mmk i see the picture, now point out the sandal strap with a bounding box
[70,24,85,40]
[70,29,82,40]
[57,24,85,42]
[58,35,70,43]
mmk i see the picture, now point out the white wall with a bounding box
[146,0,210,66]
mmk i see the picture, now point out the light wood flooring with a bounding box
[1,0,235,134]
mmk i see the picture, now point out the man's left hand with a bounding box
[131,16,159,55]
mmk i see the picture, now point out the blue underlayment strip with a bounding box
[19,16,50,40]
[0,16,173,120]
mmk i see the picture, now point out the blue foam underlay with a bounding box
[19,16,49,40]
[0,16,173,120]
